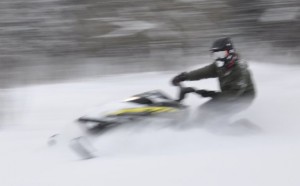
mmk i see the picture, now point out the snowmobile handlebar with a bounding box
[175,83,218,101]
[176,83,197,102]
[175,83,216,102]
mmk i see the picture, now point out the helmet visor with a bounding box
[212,50,227,60]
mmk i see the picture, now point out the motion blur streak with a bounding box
[0,0,299,87]
[0,0,300,186]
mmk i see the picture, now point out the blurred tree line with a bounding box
[0,0,299,86]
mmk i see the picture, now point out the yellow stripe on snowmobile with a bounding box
[109,106,178,116]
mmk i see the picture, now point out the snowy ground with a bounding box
[1,62,300,186]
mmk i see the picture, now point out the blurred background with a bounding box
[1,2,300,181]
[0,0,299,87]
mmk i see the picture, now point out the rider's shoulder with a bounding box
[236,59,249,69]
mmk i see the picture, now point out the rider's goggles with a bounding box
[212,50,228,60]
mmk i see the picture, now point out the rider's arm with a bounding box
[197,84,246,100]
[197,65,249,100]
[186,63,218,81]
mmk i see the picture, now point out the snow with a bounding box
[1,62,300,186]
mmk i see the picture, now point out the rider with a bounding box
[171,37,256,126]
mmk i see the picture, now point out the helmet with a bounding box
[211,37,234,53]
[210,37,237,69]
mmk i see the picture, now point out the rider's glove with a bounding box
[196,89,218,98]
[171,72,188,86]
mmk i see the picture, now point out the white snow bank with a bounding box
[1,62,300,186]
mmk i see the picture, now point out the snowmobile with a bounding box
[49,84,258,159]
[48,85,198,159]
[76,86,190,135]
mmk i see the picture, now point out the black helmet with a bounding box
[210,37,235,53]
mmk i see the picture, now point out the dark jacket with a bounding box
[185,59,255,101]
